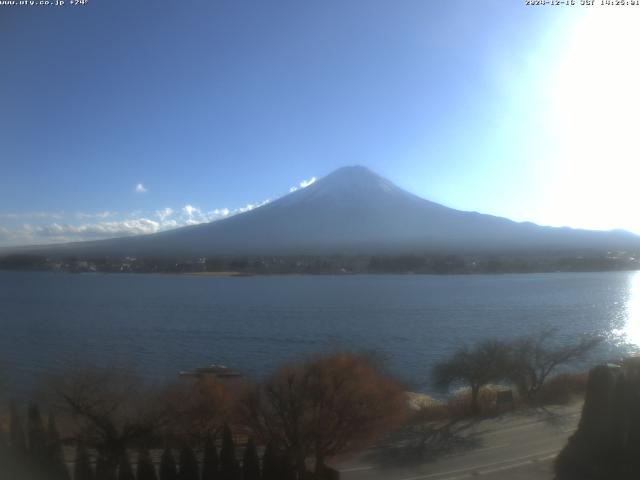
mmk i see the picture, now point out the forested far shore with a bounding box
[0,251,639,275]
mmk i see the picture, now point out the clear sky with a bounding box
[1,0,639,246]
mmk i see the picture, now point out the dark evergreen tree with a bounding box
[117,451,135,480]
[28,404,48,467]
[0,423,7,458]
[47,413,70,480]
[136,448,158,480]
[0,424,13,479]
[219,424,239,480]
[178,444,199,480]
[160,447,179,480]
[9,402,27,455]
[242,437,260,480]
[96,453,117,480]
[74,442,95,480]
[260,443,279,480]
[280,453,296,480]
[201,435,219,480]
[0,422,6,449]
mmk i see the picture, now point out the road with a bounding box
[337,403,582,480]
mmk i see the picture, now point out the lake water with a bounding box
[1,270,639,396]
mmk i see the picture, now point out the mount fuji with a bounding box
[11,166,640,257]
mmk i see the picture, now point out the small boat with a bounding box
[179,364,243,379]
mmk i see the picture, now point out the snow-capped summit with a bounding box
[14,166,640,257]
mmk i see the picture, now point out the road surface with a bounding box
[337,403,582,480]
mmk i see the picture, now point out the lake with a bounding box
[1,270,639,396]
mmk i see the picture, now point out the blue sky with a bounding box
[1,0,639,246]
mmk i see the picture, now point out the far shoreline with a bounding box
[186,271,255,277]
[2,268,640,277]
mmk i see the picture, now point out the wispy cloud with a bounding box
[0,221,157,246]
[0,198,274,247]
[155,207,174,222]
[0,212,64,220]
[289,176,317,193]
[179,199,270,226]
[213,208,230,217]
[300,177,316,188]
[75,211,117,220]
[182,204,200,218]
[39,219,161,239]
[0,173,321,247]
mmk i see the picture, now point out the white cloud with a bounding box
[213,208,230,217]
[135,183,147,193]
[160,219,179,229]
[0,219,162,246]
[40,219,161,239]
[0,225,27,244]
[182,205,200,217]
[0,211,119,221]
[300,177,316,188]
[75,211,117,219]
[0,198,272,247]
[236,199,270,214]
[289,176,317,193]
[0,212,63,220]
[155,207,174,221]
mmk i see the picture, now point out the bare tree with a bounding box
[53,366,168,476]
[241,351,406,476]
[507,329,601,402]
[162,376,235,443]
[432,339,511,414]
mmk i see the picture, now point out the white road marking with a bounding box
[340,466,375,473]
[339,444,511,473]
[393,449,560,480]
[480,413,580,437]
[475,453,557,476]
[470,442,510,453]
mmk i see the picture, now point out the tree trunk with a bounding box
[295,452,308,480]
[471,384,481,414]
[315,451,326,476]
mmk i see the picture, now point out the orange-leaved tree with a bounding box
[241,351,406,476]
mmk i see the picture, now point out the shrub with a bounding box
[409,402,451,424]
[446,385,517,417]
[537,372,588,405]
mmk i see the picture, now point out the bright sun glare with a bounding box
[548,8,640,233]
[622,271,640,350]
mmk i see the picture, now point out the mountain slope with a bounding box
[12,166,640,257]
